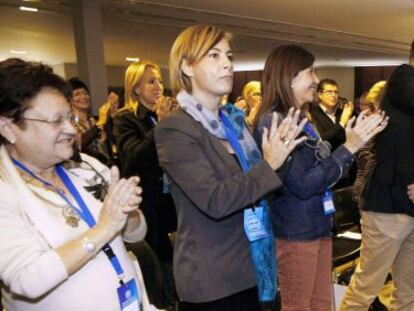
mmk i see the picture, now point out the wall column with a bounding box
[70,0,107,114]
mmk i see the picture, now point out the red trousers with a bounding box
[276,238,332,311]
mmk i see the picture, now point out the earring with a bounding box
[9,138,15,144]
[291,85,294,89]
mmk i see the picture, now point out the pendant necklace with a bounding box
[15,164,81,228]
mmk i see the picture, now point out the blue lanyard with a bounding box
[303,121,320,140]
[149,116,157,125]
[302,122,335,215]
[12,158,126,285]
[218,110,249,172]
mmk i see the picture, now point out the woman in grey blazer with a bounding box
[155,25,306,311]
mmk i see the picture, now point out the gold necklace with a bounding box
[17,170,81,228]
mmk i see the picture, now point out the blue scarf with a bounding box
[177,91,277,302]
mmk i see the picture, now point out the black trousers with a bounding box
[179,287,262,311]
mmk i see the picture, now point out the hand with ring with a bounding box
[262,107,308,170]
[344,110,388,154]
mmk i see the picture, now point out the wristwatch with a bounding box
[82,237,97,253]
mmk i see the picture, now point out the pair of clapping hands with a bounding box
[97,167,142,236]
[262,108,388,171]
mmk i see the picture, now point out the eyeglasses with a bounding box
[22,114,77,127]
[322,90,339,95]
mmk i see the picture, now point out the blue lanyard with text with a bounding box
[12,158,126,285]
[219,110,270,241]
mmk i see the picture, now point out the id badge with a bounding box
[322,189,335,215]
[162,173,170,194]
[117,279,140,311]
[244,207,270,242]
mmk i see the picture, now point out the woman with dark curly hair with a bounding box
[0,58,158,310]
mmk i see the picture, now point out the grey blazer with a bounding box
[155,109,282,303]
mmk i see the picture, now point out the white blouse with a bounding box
[0,147,155,311]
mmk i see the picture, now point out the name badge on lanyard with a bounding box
[322,189,335,215]
[117,279,141,311]
[244,207,270,242]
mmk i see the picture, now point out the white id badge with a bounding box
[117,279,140,311]
[244,207,270,242]
[322,190,335,215]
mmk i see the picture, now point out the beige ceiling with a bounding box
[0,0,413,69]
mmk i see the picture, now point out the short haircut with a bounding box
[0,58,72,124]
[169,24,232,95]
[317,78,338,93]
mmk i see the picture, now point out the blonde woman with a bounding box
[113,60,177,309]
[235,80,262,128]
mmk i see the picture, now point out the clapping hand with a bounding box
[344,110,388,154]
[155,96,178,121]
[262,108,307,170]
[97,166,142,236]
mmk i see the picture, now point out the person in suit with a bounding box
[308,79,354,151]
[340,39,414,311]
[155,24,306,310]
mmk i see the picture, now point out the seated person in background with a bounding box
[0,58,158,311]
[235,80,262,128]
[68,77,107,164]
[308,78,354,151]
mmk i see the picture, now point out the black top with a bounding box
[363,64,414,217]
[308,104,346,151]
[113,105,177,261]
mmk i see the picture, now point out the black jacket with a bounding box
[308,104,346,151]
[363,64,414,217]
[113,106,177,261]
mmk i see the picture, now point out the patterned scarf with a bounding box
[177,90,277,302]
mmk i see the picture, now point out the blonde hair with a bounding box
[169,24,232,95]
[123,60,161,113]
[242,81,261,100]
[366,80,386,109]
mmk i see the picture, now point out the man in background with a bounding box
[309,78,354,151]
[340,39,414,311]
